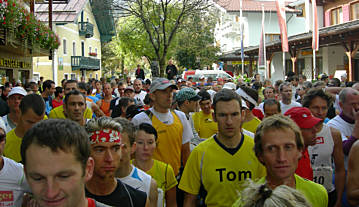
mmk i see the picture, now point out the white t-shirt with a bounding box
[0,157,31,206]
[132,108,193,144]
[327,115,353,141]
[308,124,335,192]
[280,100,302,114]
[134,91,147,106]
[119,165,152,196]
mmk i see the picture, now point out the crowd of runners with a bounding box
[1,70,359,207]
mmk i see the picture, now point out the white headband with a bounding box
[236,88,257,107]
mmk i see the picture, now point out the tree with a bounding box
[174,10,220,70]
[112,0,211,77]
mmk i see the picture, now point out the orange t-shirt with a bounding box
[100,100,111,116]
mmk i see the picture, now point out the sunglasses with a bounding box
[0,133,5,142]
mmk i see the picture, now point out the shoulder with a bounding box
[117,179,147,201]
[6,129,17,139]
[329,125,341,137]
[132,112,151,126]
[295,174,327,195]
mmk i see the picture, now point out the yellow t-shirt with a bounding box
[192,110,218,139]
[48,105,93,119]
[232,174,328,207]
[147,159,178,192]
[4,129,22,163]
[242,117,261,134]
[179,134,266,207]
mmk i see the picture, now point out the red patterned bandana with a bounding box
[89,129,121,144]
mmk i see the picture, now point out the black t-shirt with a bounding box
[85,179,147,207]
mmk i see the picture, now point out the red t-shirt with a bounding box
[52,99,63,109]
[295,148,313,180]
[87,198,96,207]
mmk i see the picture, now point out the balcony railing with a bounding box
[79,22,94,38]
[71,56,100,71]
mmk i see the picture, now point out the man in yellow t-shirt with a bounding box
[179,89,266,207]
[4,94,45,163]
[48,80,93,119]
[234,115,327,207]
[192,90,218,139]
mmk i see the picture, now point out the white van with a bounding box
[182,70,234,82]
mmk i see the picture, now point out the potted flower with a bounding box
[89,52,97,57]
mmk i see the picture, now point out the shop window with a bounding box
[351,2,359,20]
[331,7,343,25]
[64,73,69,80]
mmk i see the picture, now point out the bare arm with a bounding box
[145,197,150,207]
[347,141,359,206]
[181,142,190,167]
[91,102,105,117]
[183,193,197,207]
[165,187,177,207]
[331,127,345,207]
[149,178,158,207]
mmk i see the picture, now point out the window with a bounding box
[351,2,359,20]
[72,42,76,56]
[71,73,76,80]
[95,73,98,80]
[297,4,305,17]
[89,46,92,54]
[331,7,343,25]
[63,39,67,55]
[95,48,97,54]
[64,73,69,80]
[89,73,93,78]
[265,34,280,43]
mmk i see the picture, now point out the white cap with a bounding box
[8,87,27,97]
[223,82,236,90]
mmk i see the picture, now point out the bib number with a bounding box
[312,167,333,191]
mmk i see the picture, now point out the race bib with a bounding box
[312,166,333,191]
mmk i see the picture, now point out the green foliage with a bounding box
[175,10,220,70]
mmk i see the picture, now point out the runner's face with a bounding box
[258,128,301,185]
[213,100,244,139]
[103,84,112,96]
[280,85,292,101]
[134,80,142,92]
[308,96,328,120]
[264,104,280,117]
[64,95,86,123]
[264,89,275,99]
[151,87,173,110]
[64,83,78,95]
[7,94,24,112]
[20,108,45,133]
[135,130,156,161]
[199,100,211,114]
[25,145,93,207]
[91,141,121,179]
[300,123,321,146]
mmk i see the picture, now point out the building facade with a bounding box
[33,0,104,85]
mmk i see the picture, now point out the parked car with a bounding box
[182,70,234,82]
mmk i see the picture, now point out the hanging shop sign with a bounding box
[0,58,31,69]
